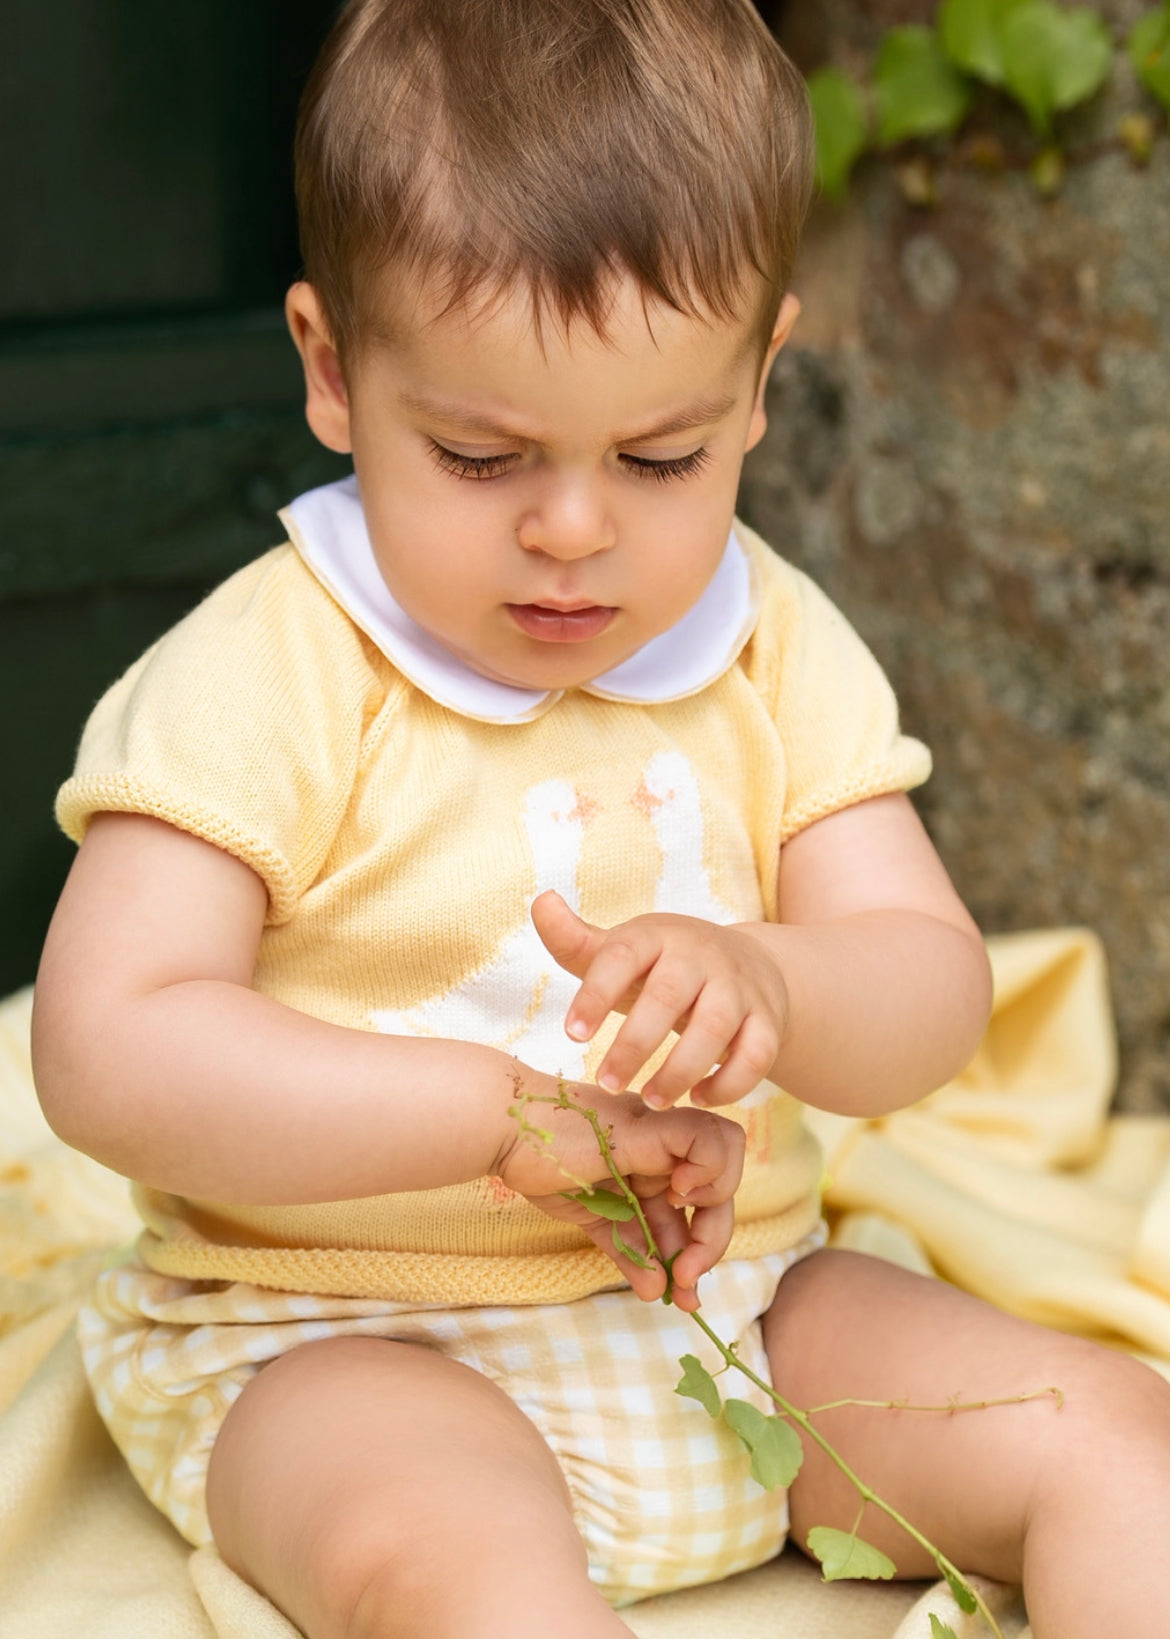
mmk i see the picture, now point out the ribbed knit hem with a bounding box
[55,774,299,922]
[136,1195,823,1307]
[779,750,932,844]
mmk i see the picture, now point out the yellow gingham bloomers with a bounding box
[79,1230,824,1608]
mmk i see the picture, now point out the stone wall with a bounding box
[739,0,1170,1110]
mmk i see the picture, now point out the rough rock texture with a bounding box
[740,2,1170,1110]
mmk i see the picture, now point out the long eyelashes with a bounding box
[619,447,712,483]
[429,444,517,481]
[427,442,712,484]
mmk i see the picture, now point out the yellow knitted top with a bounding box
[56,479,930,1306]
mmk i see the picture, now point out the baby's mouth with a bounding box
[505,603,617,643]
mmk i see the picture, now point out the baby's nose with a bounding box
[516,480,616,559]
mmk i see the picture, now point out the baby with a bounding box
[32,2,1170,1636]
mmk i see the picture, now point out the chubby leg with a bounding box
[206,1335,631,1639]
[764,1249,1170,1639]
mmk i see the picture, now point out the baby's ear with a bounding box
[745,292,801,454]
[285,282,353,455]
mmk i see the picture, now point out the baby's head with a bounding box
[295,0,812,368]
[286,0,815,691]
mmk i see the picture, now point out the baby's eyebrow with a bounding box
[628,392,740,441]
[397,388,739,443]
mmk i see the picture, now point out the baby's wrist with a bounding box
[494,1077,635,1195]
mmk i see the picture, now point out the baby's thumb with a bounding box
[530,890,604,976]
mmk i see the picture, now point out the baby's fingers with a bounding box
[686,1015,782,1109]
[565,927,676,1055]
[531,890,606,979]
[668,1199,736,1303]
[576,1212,665,1298]
[593,955,705,1091]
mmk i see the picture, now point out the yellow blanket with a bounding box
[2,929,1166,1638]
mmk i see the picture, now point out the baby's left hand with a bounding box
[531,890,788,1109]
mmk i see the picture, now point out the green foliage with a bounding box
[939,0,1029,84]
[675,1354,722,1417]
[1130,6,1170,110]
[809,0,1158,200]
[945,1568,980,1613]
[806,1525,898,1583]
[874,27,973,146]
[997,3,1113,136]
[930,1617,960,1639]
[610,1223,654,1268]
[562,1185,634,1221]
[808,67,869,200]
[721,1399,804,1490]
[518,1083,1036,1638]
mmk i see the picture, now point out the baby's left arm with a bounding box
[532,792,992,1118]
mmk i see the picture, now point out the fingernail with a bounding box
[644,1092,668,1109]
[566,1018,589,1040]
[599,1072,622,1092]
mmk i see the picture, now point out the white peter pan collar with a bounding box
[279,475,760,725]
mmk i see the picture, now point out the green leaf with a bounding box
[561,1186,635,1222]
[998,3,1113,137]
[939,0,1030,84]
[721,1399,803,1490]
[944,1568,979,1613]
[807,67,870,201]
[929,1617,960,1639]
[675,1354,722,1418]
[806,1525,898,1583]
[874,27,974,147]
[722,1396,769,1448]
[1130,7,1170,111]
[611,1224,653,1269]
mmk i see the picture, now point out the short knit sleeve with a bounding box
[55,546,387,923]
[738,527,931,841]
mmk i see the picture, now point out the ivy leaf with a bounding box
[944,1569,979,1613]
[675,1354,722,1418]
[560,1186,635,1222]
[939,0,1030,84]
[721,1399,804,1490]
[806,1525,898,1583]
[929,1617,960,1639]
[874,27,974,147]
[998,3,1113,138]
[611,1224,653,1269]
[1130,7,1170,112]
[807,67,870,201]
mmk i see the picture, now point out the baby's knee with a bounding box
[308,1473,591,1639]
[1029,1344,1170,1512]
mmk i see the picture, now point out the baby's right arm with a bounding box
[33,813,536,1204]
[32,812,743,1305]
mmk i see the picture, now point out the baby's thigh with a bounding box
[207,1334,617,1639]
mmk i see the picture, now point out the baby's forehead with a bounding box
[358,263,767,371]
[346,275,765,455]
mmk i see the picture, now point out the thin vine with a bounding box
[808,0,1170,201]
[510,1081,1063,1639]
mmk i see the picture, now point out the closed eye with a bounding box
[619,447,712,482]
[429,442,519,481]
[428,441,713,484]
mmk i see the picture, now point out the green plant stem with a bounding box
[516,1085,1013,1639]
[807,1389,1063,1416]
[685,1307,1007,1639]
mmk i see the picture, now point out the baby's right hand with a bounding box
[495,1086,745,1311]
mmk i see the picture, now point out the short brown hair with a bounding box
[294,0,814,361]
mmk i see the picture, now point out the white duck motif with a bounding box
[370,779,590,1078]
[637,750,776,1110]
[637,750,736,924]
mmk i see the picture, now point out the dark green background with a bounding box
[1,1,352,992]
